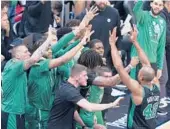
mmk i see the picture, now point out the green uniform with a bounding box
[26,32,77,129]
[131,1,166,79]
[53,40,80,91]
[2,59,26,114]
[2,59,27,128]
[77,85,104,128]
[26,59,51,129]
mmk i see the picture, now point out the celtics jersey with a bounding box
[127,84,160,129]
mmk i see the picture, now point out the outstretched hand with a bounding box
[80,28,94,46]
[130,57,139,67]
[112,97,124,108]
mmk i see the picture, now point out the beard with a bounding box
[96,3,106,11]
[151,8,161,16]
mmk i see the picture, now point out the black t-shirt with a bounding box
[47,81,83,129]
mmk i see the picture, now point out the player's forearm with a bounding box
[87,103,114,112]
[74,110,86,127]
[133,40,150,66]
[110,44,123,69]
[24,57,38,70]
[50,43,83,68]
[52,32,75,53]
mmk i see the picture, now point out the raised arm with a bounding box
[24,26,53,70]
[130,27,151,67]
[110,28,143,101]
[133,0,146,24]
[49,29,94,69]
[92,57,139,87]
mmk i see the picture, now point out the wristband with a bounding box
[82,126,86,129]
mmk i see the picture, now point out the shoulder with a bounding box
[60,81,78,93]
[31,59,50,70]
[4,59,24,71]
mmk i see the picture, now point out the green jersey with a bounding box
[2,59,27,114]
[79,86,104,127]
[28,59,53,110]
[131,1,166,69]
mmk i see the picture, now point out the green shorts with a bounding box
[25,104,49,129]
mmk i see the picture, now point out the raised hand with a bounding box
[79,6,99,30]
[47,25,57,43]
[130,25,138,43]
[84,24,92,42]
[85,6,99,22]
[80,30,94,46]
[130,57,139,67]
[109,27,118,46]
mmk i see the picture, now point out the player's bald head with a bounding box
[138,66,155,82]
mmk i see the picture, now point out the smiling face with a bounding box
[150,0,164,16]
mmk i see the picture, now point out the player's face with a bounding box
[78,71,88,86]
[44,47,52,59]
[150,0,164,15]
[92,42,104,57]
[17,46,31,60]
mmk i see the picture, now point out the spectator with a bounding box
[76,0,121,70]
[131,0,166,81]
[19,1,53,37]
[1,1,12,71]
[51,1,63,28]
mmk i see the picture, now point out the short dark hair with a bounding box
[66,19,81,28]
[51,1,63,13]
[57,27,72,40]
[89,39,102,49]
[71,64,87,77]
[1,1,9,10]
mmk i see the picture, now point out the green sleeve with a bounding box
[11,61,25,76]
[51,32,75,54]
[53,50,65,58]
[63,40,80,53]
[53,40,80,57]
[157,22,166,69]
[31,59,50,75]
[133,1,146,24]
